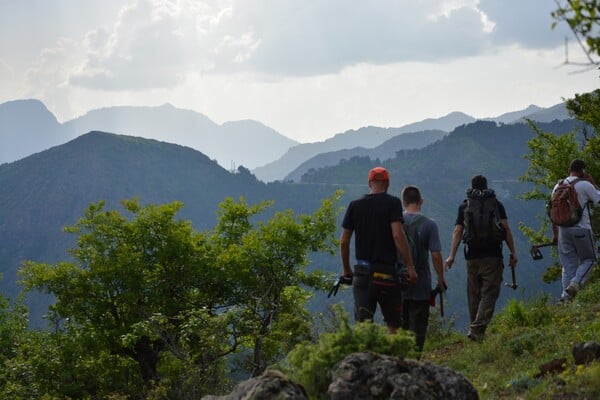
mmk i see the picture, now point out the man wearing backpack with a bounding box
[340,167,417,334]
[551,159,600,302]
[445,175,517,342]
[400,185,446,352]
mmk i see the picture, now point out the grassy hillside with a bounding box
[421,271,600,399]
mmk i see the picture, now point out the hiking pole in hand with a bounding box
[530,242,554,261]
[327,276,353,298]
[505,265,518,290]
[429,282,447,317]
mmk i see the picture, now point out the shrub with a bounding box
[496,296,553,330]
[280,313,414,398]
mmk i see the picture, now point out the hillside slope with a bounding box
[0,130,335,325]
[285,129,447,182]
[422,274,600,399]
[0,132,267,320]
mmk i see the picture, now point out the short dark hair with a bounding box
[569,159,586,174]
[471,175,488,190]
[401,185,422,205]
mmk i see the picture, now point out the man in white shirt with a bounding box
[552,159,600,301]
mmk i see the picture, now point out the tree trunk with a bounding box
[252,335,265,377]
[134,336,161,387]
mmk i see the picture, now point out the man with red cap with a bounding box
[340,166,417,333]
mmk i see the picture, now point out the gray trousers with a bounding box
[466,257,504,334]
[558,227,597,297]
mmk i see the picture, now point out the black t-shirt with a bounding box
[341,192,404,265]
[455,199,507,259]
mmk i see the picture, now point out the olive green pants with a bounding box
[466,257,504,335]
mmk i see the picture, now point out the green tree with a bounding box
[552,0,600,64]
[19,194,340,397]
[209,193,341,377]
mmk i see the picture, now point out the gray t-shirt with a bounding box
[402,212,442,301]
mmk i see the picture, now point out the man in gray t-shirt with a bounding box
[400,185,446,352]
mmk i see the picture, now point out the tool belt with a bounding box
[354,261,409,289]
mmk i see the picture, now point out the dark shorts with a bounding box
[353,265,403,328]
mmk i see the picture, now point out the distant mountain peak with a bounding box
[523,104,542,112]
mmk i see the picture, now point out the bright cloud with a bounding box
[0,0,597,142]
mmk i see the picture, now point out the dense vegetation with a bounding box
[1,192,340,398]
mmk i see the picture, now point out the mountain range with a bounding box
[284,129,447,182]
[251,105,570,182]
[0,99,298,170]
[1,99,569,183]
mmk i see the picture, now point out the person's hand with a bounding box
[342,267,353,279]
[436,280,448,293]
[444,256,455,270]
[508,253,518,268]
[407,267,418,286]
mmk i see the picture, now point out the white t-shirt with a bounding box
[552,176,600,229]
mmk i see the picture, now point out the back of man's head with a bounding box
[368,167,390,182]
[471,175,488,190]
[569,159,586,175]
[401,185,422,205]
[368,167,390,192]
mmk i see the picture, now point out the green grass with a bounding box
[422,274,600,399]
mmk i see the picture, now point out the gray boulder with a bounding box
[327,352,478,400]
[201,369,308,400]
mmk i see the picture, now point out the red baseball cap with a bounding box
[368,167,390,182]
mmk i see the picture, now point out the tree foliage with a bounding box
[15,193,341,398]
[552,0,600,64]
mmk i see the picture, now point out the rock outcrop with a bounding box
[327,352,479,400]
[202,352,479,400]
[201,369,308,400]
[573,341,600,365]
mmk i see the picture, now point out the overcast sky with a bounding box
[1,0,598,142]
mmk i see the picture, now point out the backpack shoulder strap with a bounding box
[404,214,428,246]
[406,214,429,235]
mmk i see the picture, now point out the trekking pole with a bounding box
[430,282,447,317]
[505,265,518,290]
[530,242,554,261]
[327,276,353,298]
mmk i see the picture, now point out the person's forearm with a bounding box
[431,252,444,281]
[449,227,462,258]
[340,229,353,275]
[394,227,414,270]
[502,221,516,254]
[341,245,351,274]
